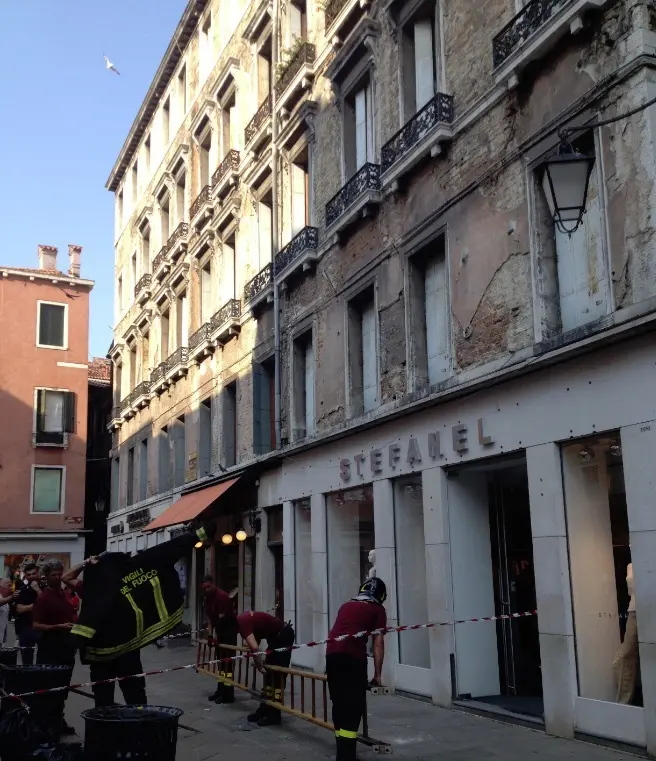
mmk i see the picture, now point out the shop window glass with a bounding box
[394,476,430,669]
[326,486,374,624]
[294,499,313,643]
[562,434,642,706]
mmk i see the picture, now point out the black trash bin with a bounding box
[0,650,19,667]
[81,706,184,761]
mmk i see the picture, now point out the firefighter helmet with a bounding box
[359,577,387,604]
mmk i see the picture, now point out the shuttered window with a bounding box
[35,389,76,445]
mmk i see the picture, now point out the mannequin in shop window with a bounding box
[613,557,640,704]
[366,550,376,581]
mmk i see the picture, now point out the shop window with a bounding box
[326,486,374,623]
[394,476,430,669]
[562,434,642,706]
[294,499,312,643]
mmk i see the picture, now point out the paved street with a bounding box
[61,642,641,761]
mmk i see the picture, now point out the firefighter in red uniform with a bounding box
[326,578,387,761]
[236,610,295,726]
[202,575,238,704]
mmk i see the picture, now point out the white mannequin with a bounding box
[367,549,376,580]
[627,562,635,612]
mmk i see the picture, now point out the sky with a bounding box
[0,1,186,358]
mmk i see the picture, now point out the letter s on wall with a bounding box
[340,458,351,482]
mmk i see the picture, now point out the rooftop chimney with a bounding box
[38,245,58,272]
[68,244,82,278]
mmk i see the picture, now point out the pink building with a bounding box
[0,245,94,577]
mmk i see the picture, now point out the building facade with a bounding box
[0,245,94,574]
[107,0,656,752]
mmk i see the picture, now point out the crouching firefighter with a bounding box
[326,578,387,761]
[237,610,295,726]
[70,524,212,707]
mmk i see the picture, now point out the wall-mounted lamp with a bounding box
[235,529,247,542]
[194,540,205,549]
[221,533,233,545]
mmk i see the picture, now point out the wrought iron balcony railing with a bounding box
[245,96,272,145]
[493,0,569,68]
[275,41,316,99]
[134,273,152,298]
[164,346,189,375]
[381,93,455,173]
[212,150,240,188]
[132,380,151,402]
[274,226,319,276]
[152,245,169,273]
[244,262,273,304]
[325,0,349,29]
[167,222,189,250]
[326,163,381,228]
[150,361,167,386]
[120,392,136,414]
[189,322,212,351]
[190,184,213,219]
[210,299,241,331]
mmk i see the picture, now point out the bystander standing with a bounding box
[0,578,18,646]
[13,563,41,664]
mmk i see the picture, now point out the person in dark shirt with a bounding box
[326,577,387,761]
[202,576,238,704]
[237,610,295,726]
[13,563,41,665]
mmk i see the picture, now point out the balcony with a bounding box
[108,406,122,430]
[190,184,214,228]
[381,93,455,189]
[167,222,189,263]
[325,0,371,41]
[150,361,168,395]
[244,96,272,153]
[134,274,153,306]
[32,431,69,448]
[274,226,319,285]
[188,322,216,363]
[209,299,241,345]
[243,262,274,312]
[120,392,136,420]
[152,245,170,282]
[492,0,606,87]
[325,162,381,241]
[212,150,240,202]
[132,380,152,410]
[164,346,190,384]
[275,40,316,112]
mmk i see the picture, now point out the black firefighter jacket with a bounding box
[71,532,200,662]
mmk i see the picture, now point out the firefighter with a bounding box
[201,575,238,704]
[326,577,387,761]
[236,610,295,726]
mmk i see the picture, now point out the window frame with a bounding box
[36,300,69,350]
[344,279,379,418]
[33,387,76,439]
[31,465,66,515]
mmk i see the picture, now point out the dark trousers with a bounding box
[326,653,367,759]
[36,634,75,733]
[259,624,294,718]
[18,629,39,666]
[90,650,147,707]
[213,616,238,700]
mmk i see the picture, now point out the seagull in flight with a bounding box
[103,55,120,75]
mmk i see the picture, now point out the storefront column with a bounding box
[622,421,656,755]
[190,547,198,635]
[526,444,577,739]
[255,510,275,615]
[422,467,454,708]
[311,493,329,672]
[282,501,296,628]
[373,479,398,694]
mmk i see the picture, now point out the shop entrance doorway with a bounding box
[449,457,543,719]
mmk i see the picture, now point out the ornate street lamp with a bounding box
[540,138,596,235]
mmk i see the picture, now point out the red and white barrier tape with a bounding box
[2,610,537,701]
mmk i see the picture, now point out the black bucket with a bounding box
[81,706,184,761]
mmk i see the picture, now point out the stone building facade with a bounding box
[107,0,656,752]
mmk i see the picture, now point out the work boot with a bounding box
[341,737,358,761]
[247,704,265,722]
[208,688,222,702]
[257,707,281,727]
[221,684,235,704]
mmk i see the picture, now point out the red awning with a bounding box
[144,478,240,532]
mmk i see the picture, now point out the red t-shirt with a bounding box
[205,588,235,622]
[32,586,78,626]
[326,600,387,660]
[237,611,283,642]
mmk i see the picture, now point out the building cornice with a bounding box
[0,268,94,288]
[105,0,210,193]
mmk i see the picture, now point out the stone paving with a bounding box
[61,642,641,761]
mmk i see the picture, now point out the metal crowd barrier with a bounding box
[195,638,392,754]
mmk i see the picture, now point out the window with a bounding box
[257,191,273,267]
[162,97,171,147]
[140,224,151,274]
[177,66,187,117]
[114,363,123,406]
[131,252,137,291]
[159,191,170,246]
[161,309,170,360]
[158,426,172,492]
[289,0,307,42]
[32,466,65,514]
[408,235,450,389]
[144,134,151,173]
[257,35,273,103]
[131,162,138,206]
[199,15,213,81]
[117,275,124,315]
[253,358,275,455]
[292,331,314,439]
[401,9,438,119]
[347,287,378,416]
[175,291,188,348]
[291,147,309,236]
[37,302,67,349]
[199,129,212,187]
[199,397,213,477]
[223,231,237,300]
[223,381,237,468]
[201,262,213,324]
[175,169,186,226]
[127,447,135,506]
[117,190,124,231]
[111,457,120,512]
[35,389,75,445]
[139,438,149,502]
[172,416,186,488]
[220,91,236,157]
[142,329,150,377]
[129,343,137,389]
[344,79,374,178]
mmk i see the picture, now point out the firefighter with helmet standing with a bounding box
[326,577,387,761]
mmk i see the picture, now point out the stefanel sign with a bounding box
[339,418,494,482]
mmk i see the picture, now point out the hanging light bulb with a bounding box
[221,533,233,545]
[194,540,204,549]
[236,529,247,542]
